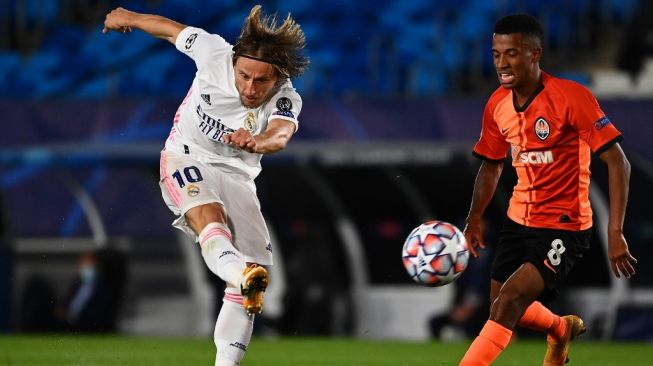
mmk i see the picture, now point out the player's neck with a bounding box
[513,69,542,107]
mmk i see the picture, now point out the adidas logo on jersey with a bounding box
[201,94,211,105]
[519,151,554,164]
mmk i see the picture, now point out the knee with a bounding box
[185,203,227,233]
[186,214,210,234]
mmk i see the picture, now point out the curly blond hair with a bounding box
[232,5,309,79]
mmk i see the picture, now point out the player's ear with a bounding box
[532,46,542,64]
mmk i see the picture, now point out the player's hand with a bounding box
[224,128,257,153]
[102,7,137,34]
[463,218,486,258]
[607,231,637,278]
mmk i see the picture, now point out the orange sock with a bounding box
[518,301,566,339]
[459,320,512,366]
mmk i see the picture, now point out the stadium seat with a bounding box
[590,70,634,97]
[22,0,60,26]
[16,51,68,97]
[635,58,653,95]
[0,0,644,98]
[121,53,178,95]
[41,25,84,53]
[0,52,21,95]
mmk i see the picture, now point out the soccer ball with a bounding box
[402,220,470,287]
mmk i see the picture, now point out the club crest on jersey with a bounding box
[187,184,200,197]
[244,111,257,132]
[534,117,550,140]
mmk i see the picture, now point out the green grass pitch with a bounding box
[1,335,652,365]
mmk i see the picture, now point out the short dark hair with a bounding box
[494,14,544,46]
[232,5,309,79]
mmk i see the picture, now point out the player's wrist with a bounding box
[132,13,154,29]
[607,224,624,235]
[465,213,483,224]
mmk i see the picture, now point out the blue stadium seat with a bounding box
[16,51,67,97]
[459,9,492,42]
[120,53,178,96]
[81,28,159,69]
[409,59,449,96]
[41,25,84,53]
[556,71,591,86]
[22,0,59,25]
[0,0,641,98]
[0,52,21,96]
[72,77,110,98]
[608,0,640,23]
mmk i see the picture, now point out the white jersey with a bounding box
[165,26,302,179]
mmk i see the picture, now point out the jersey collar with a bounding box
[512,74,545,112]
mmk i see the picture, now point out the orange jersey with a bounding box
[473,72,623,231]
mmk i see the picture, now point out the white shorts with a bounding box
[159,150,273,265]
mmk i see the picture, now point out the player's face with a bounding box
[492,33,541,90]
[234,57,280,109]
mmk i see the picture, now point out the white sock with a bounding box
[199,223,245,287]
[214,287,254,366]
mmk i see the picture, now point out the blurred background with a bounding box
[1,0,653,343]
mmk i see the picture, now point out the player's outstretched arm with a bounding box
[102,7,186,44]
[225,119,295,154]
[464,160,503,257]
[599,143,638,278]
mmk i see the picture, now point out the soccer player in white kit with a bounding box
[102,5,308,365]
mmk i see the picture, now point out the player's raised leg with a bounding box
[191,203,247,288]
[188,203,269,315]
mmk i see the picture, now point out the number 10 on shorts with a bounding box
[172,166,203,188]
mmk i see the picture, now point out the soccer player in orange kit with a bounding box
[459,14,638,366]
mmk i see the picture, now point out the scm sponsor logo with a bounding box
[518,151,554,164]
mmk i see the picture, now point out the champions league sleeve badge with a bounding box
[185,33,198,50]
[276,97,292,111]
[272,97,295,119]
[244,111,257,132]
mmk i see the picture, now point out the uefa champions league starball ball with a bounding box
[402,220,470,287]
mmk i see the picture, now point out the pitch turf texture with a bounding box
[1,336,652,365]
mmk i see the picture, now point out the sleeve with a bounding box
[175,26,232,70]
[267,82,302,132]
[569,85,623,155]
[472,98,509,163]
